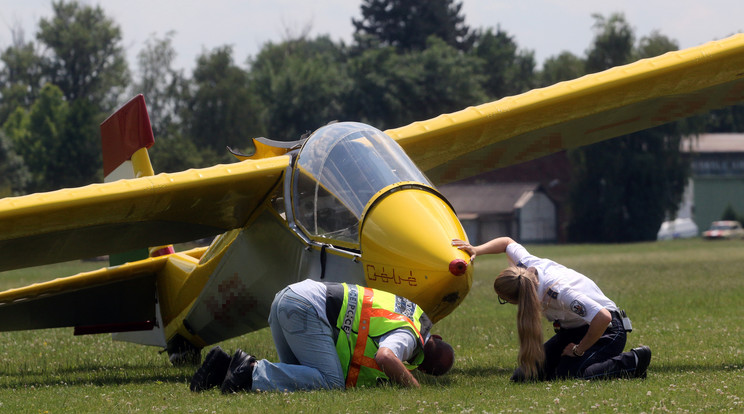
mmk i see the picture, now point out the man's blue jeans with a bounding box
[251,287,345,391]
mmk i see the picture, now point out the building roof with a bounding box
[439,182,542,215]
[687,133,744,153]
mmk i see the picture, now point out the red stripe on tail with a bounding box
[100,94,155,176]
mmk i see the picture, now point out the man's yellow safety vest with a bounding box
[332,283,432,388]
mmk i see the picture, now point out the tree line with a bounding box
[1,0,742,242]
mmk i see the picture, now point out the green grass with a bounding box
[1,239,743,413]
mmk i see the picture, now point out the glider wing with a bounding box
[388,33,744,185]
[0,257,167,332]
[0,156,289,272]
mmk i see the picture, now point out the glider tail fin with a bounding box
[100,94,174,265]
[99,94,170,348]
[101,94,155,183]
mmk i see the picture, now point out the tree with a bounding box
[131,32,187,139]
[250,36,350,140]
[470,28,536,99]
[343,45,410,128]
[721,204,739,221]
[0,26,44,125]
[567,14,693,242]
[182,46,261,163]
[634,30,678,60]
[345,37,484,129]
[4,84,69,192]
[61,97,104,187]
[705,105,744,132]
[2,0,134,190]
[567,125,690,242]
[36,0,130,110]
[584,13,634,74]
[352,0,475,52]
[127,32,206,173]
[539,51,585,87]
[0,128,30,196]
[399,37,486,121]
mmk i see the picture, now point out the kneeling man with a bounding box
[190,279,454,392]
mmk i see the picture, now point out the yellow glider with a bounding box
[0,33,742,364]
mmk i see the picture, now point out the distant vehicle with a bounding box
[702,220,744,240]
[657,218,699,240]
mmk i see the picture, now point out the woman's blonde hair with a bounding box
[494,266,545,379]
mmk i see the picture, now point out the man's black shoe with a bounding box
[631,346,652,379]
[189,346,231,392]
[221,349,257,394]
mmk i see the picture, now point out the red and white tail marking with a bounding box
[100,94,174,259]
[101,94,156,183]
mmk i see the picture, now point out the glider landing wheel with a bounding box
[166,335,202,366]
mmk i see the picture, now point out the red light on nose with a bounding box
[449,259,467,276]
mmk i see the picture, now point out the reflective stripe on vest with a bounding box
[345,287,377,387]
[340,285,427,388]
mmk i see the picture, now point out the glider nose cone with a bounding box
[360,187,472,322]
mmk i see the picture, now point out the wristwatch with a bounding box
[572,344,584,357]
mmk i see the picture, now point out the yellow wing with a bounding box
[0,257,167,331]
[388,33,744,185]
[0,156,288,272]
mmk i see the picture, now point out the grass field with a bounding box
[1,239,742,413]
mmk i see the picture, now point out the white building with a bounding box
[439,182,557,244]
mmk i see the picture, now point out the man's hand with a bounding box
[375,347,420,388]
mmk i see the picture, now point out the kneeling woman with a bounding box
[453,237,651,381]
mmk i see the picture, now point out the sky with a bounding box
[0,0,742,74]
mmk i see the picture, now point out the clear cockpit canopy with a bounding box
[292,122,431,247]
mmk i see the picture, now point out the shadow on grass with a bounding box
[458,363,743,379]
[425,362,742,385]
[0,361,194,389]
[650,363,744,374]
[5,361,734,390]
[456,365,515,378]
